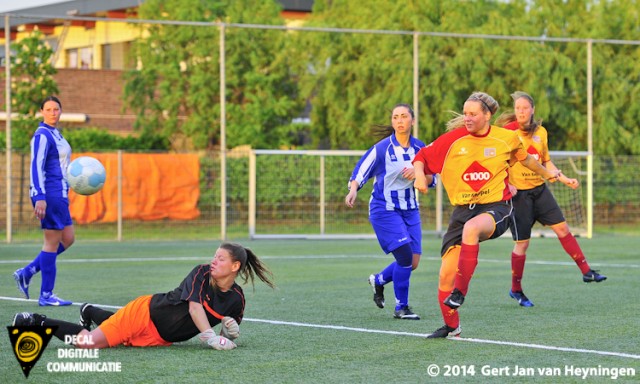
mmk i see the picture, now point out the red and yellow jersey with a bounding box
[503,121,551,190]
[413,125,526,206]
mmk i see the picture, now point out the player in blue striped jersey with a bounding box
[345,104,435,320]
[14,96,75,306]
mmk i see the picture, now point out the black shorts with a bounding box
[440,200,514,256]
[510,183,565,241]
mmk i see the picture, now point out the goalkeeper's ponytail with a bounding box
[220,242,275,290]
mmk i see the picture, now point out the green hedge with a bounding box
[0,127,170,151]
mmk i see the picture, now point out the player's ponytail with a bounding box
[221,242,275,290]
[242,248,276,290]
[495,111,517,127]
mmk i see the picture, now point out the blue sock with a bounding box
[25,256,40,279]
[393,265,412,310]
[23,243,65,279]
[390,244,413,310]
[39,251,58,295]
[379,262,396,285]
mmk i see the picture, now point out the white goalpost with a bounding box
[248,149,592,239]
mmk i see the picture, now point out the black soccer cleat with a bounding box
[12,312,46,327]
[368,274,385,309]
[443,288,465,309]
[426,324,462,339]
[393,306,420,320]
[583,270,607,283]
[12,312,35,327]
[79,303,93,330]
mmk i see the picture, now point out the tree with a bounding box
[7,31,59,150]
[123,0,304,149]
[290,0,640,154]
[292,0,536,149]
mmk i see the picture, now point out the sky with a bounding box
[0,0,70,13]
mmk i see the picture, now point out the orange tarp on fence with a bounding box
[69,153,201,224]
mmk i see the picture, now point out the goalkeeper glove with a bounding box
[220,316,240,340]
[198,328,216,343]
[208,335,237,351]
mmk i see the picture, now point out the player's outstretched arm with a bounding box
[190,301,237,350]
[520,154,559,182]
[413,160,428,194]
[545,160,579,189]
[345,180,359,208]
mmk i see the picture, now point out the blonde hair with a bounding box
[445,92,499,131]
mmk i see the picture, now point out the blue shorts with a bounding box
[32,196,73,230]
[369,206,422,255]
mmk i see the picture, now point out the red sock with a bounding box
[439,289,459,329]
[558,234,590,274]
[511,252,526,292]
[454,243,479,295]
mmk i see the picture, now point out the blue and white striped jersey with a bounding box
[349,135,432,211]
[29,122,72,201]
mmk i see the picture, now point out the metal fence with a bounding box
[1,150,638,243]
[2,14,640,241]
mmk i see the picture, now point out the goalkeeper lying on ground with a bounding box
[12,242,275,351]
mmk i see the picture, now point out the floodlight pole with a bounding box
[219,23,227,240]
[5,15,12,243]
[412,32,419,139]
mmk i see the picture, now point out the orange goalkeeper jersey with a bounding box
[413,125,527,206]
[503,121,551,190]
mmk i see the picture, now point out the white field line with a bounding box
[0,255,638,268]
[1,296,638,360]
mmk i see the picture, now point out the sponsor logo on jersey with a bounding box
[527,146,541,161]
[461,161,493,192]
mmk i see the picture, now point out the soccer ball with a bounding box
[66,156,106,195]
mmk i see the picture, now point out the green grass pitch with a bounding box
[1,234,639,383]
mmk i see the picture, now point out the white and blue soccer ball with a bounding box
[66,156,106,196]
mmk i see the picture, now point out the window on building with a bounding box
[80,47,92,69]
[102,44,111,69]
[67,48,78,68]
[66,47,93,69]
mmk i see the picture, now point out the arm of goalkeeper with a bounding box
[220,316,240,340]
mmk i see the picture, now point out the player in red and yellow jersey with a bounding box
[412,92,561,338]
[499,91,606,308]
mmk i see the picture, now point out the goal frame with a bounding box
[248,149,592,239]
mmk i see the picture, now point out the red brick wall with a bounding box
[0,68,135,133]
